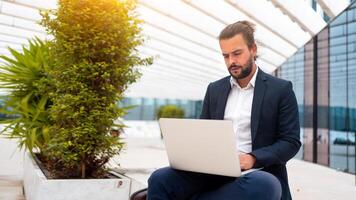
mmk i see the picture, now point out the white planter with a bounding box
[23,153,131,200]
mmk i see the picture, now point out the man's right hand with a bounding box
[239,153,256,170]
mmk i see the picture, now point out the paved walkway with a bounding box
[1,134,356,200]
[0,137,25,200]
[113,137,356,200]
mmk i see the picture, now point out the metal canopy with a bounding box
[0,0,349,100]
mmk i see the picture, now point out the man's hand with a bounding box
[239,154,256,170]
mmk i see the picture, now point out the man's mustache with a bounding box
[229,64,242,69]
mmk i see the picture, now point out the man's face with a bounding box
[219,34,256,80]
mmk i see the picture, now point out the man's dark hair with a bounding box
[218,20,256,49]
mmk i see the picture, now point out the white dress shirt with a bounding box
[224,67,258,154]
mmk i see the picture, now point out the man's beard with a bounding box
[229,56,254,80]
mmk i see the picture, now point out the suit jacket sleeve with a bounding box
[200,83,211,119]
[250,81,301,168]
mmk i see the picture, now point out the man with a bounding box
[147,21,301,200]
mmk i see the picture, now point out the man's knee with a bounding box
[148,167,174,186]
[245,171,282,199]
[148,167,192,199]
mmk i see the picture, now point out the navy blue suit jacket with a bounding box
[200,68,301,200]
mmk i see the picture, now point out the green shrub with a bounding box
[0,38,54,154]
[38,0,152,178]
[156,105,185,119]
[1,0,151,179]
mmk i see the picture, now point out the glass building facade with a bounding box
[277,2,356,174]
[120,97,202,120]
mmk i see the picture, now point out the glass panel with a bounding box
[348,42,356,132]
[277,47,305,160]
[167,99,178,105]
[347,21,356,34]
[330,25,346,38]
[330,130,349,172]
[331,11,347,26]
[348,11,356,173]
[329,12,348,171]
[123,98,142,120]
[195,100,203,118]
[317,28,329,166]
[347,132,355,174]
[179,100,190,118]
[121,98,201,120]
[142,98,155,120]
[347,8,356,22]
[294,128,304,159]
[330,37,346,46]
[276,1,356,173]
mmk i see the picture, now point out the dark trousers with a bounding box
[147,167,282,200]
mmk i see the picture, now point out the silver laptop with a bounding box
[159,118,243,177]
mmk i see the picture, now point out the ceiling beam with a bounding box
[0,22,44,34]
[145,21,218,53]
[139,1,217,38]
[224,0,298,49]
[0,9,38,22]
[316,0,350,18]
[145,35,222,64]
[142,45,224,73]
[270,0,326,35]
[180,0,289,59]
[2,0,43,10]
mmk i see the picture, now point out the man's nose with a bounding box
[228,56,235,66]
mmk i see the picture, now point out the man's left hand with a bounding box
[239,154,256,170]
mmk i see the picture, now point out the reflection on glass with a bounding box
[277,1,356,174]
[120,97,202,120]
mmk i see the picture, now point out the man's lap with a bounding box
[147,167,282,200]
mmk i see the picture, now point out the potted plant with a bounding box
[156,104,185,119]
[156,104,185,138]
[0,38,53,155]
[0,0,152,199]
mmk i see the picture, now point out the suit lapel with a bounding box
[216,77,231,120]
[251,70,267,142]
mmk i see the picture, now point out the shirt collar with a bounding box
[230,67,258,89]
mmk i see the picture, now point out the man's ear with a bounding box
[251,42,257,60]
[252,42,257,54]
